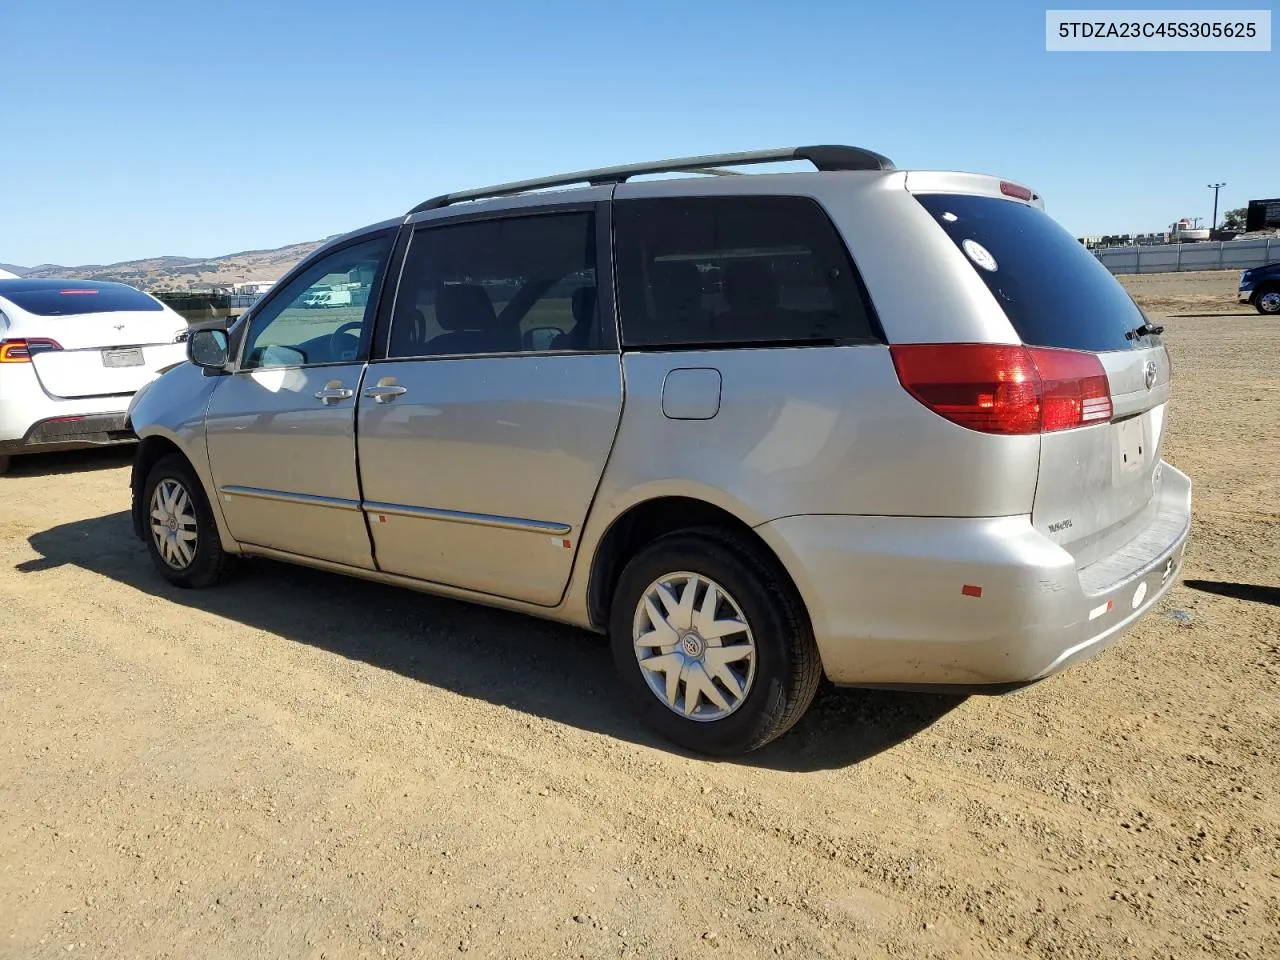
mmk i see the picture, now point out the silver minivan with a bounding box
[127,146,1192,755]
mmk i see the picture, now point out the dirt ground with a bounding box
[1,270,1276,960]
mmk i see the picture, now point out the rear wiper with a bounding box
[1126,321,1165,340]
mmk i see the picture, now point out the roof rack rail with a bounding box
[407,144,895,215]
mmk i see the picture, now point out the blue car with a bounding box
[1238,261,1280,315]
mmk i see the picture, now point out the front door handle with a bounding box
[363,379,408,403]
[314,381,354,404]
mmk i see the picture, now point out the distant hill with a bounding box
[10,238,338,291]
[0,263,28,276]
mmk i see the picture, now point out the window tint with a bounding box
[613,196,878,349]
[240,236,391,370]
[0,281,162,316]
[388,212,598,359]
[915,193,1147,353]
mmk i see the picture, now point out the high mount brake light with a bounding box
[890,344,1113,435]
[999,181,1034,202]
[0,338,63,362]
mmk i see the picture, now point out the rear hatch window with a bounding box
[914,193,1146,352]
[0,282,163,316]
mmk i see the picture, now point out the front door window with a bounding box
[240,237,390,369]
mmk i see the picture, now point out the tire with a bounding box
[1255,287,1280,315]
[608,526,822,756]
[141,453,232,588]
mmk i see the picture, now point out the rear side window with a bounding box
[0,282,163,316]
[614,196,879,349]
[915,193,1146,352]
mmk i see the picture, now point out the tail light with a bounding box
[890,343,1113,435]
[0,338,62,363]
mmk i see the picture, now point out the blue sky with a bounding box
[1,0,1275,267]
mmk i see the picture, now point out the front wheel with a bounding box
[1255,288,1280,315]
[142,453,231,588]
[609,528,822,756]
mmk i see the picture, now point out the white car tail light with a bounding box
[0,338,62,363]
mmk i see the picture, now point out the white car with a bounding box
[0,279,189,474]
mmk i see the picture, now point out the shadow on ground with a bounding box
[21,511,963,772]
[4,446,135,477]
[1185,579,1280,608]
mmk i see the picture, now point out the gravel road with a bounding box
[2,271,1277,960]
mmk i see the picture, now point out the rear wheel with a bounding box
[1256,287,1280,315]
[609,527,822,756]
[142,454,231,588]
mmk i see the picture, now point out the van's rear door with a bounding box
[911,186,1171,571]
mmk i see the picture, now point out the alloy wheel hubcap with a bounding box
[1261,292,1280,313]
[632,572,756,722]
[150,478,198,570]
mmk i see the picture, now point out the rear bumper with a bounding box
[756,463,1192,688]
[0,361,140,457]
[0,412,134,457]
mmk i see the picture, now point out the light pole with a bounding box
[1207,182,1226,231]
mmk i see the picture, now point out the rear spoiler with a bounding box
[904,171,1045,211]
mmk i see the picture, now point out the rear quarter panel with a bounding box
[0,362,43,442]
[568,344,1041,599]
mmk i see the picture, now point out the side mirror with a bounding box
[188,328,229,370]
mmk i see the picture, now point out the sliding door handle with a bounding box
[364,380,408,403]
